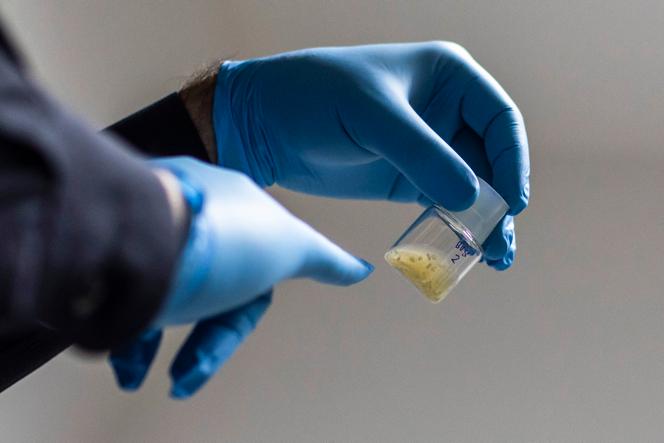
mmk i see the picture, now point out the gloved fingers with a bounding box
[419,82,465,146]
[294,223,374,286]
[450,126,492,181]
[169,293,272,399]
[109,329,163,391]
[442,126,518,268]
[459,65,530,215]
[482,215,516,268]
[304,161,425,203]
[389,125,486,208]
[385,170,428,203]
[360,97,479,211]
[485,224,516,271]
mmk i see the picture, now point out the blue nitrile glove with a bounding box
[153,157,372,326]
[110,157,373,398]
[213,42,530,269]
[110,293,272,398]
[111,42,531,398]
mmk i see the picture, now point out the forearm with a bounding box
[106,65,219,163]
[178,64,218,163]
[0,52,187,351]
[0,22,197,394]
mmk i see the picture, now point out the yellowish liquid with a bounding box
[384,246,455,303]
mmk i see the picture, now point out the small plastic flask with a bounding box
[385,178,508,303]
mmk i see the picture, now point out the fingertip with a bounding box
[487,230,516,271]
[120,382,142,391]
[109,329,162,392]
[411,164,478,212]
[301,231,374,285]
[356,257,375,274]
[496,170,529,216]
[507,191,529,216]
[110,365,143,391]
[109,356,148,391]
[483,237,509,262]
[170,385,194,400]
[338,257,375,286]
[170,363,213,400]
[168,299,273,400]
[482,217,513,260]
[454,171,480,211]
[487,248,514,271]
[436,167,479,212]
[370,102,482,212]
[487,257,512,271]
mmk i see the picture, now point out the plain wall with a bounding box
[1,1,663,442]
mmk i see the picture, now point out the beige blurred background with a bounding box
[1,1,664,441]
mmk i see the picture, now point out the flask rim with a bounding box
[432,205,484,256]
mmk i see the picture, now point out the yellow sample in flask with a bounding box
[385,180,509,303]
[384,245,455,303]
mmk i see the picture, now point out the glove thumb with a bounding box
[296,227,374,286]
[360,98,479,211]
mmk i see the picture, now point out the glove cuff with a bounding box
[213,60,273,187]
[150,168,212,327]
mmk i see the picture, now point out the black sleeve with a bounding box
[107,93,211,163]
[0,22,211,393]
[0,51,186,349]
[0,328,70,392]
[0,90,208,393]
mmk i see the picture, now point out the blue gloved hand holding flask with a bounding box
[111,42,529,398]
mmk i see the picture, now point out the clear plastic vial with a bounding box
[385,178,508,303]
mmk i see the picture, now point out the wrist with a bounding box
[179,65,219,163]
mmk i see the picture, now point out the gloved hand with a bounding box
[111,293,272,398]
[111,42,531,398]
[213,41,530,269]
[110,157,373,398]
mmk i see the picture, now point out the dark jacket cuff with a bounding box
[107,93,210,163]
